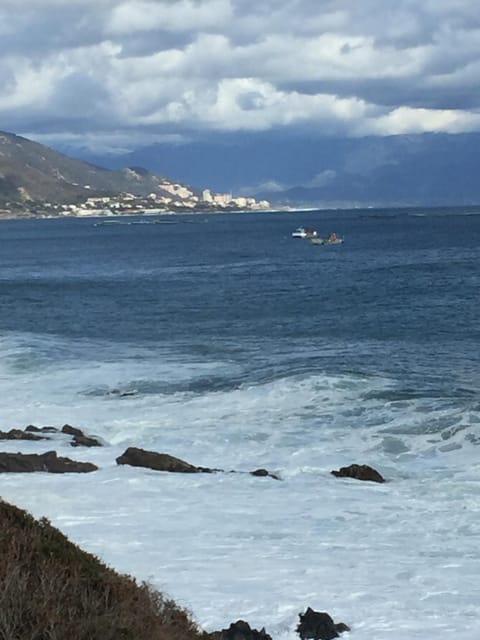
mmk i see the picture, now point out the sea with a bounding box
[0,207,479,639]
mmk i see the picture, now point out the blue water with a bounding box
[1,207,480,640]
[1,208,479,392]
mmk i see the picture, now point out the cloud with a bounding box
[1,0,480,152]
[107,0,233,35]
[238,170,338,196]
[367,106,480,135]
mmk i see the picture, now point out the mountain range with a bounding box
[71,131,480,208]
[2,128,480,209]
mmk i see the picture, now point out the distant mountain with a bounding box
[73,131,480,208]
[6,128,480,209]
[0,131,189,206]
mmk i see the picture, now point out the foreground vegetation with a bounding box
[0,500,204,640]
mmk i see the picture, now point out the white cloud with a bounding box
[121,77,373,133]
[0,58,64,110]
[366,106,480,135]
[1,0,480,148]
[107,0,233,34]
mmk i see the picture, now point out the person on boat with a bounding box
[327,232,337,242]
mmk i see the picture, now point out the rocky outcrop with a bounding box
[0,451,97,473]
[208,610,349,640]
[296,607,350,640]
[208,620,272,640]
[0,428,48,441]
[250,468,281,480]
[25,425,59,434]
[61,424,102,447]
[23,423,103,447]
[331,463,385,483]
[61,424,84,437]
[116,447,214,473]
[116,447,281,479]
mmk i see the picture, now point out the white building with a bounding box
[202,189,213,203]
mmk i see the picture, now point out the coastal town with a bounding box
[1,180,271,219]
[0,130,272,219]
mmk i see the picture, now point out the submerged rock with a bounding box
[209,620,272,640]
[109,388,138,397]
[296,607,350,640]
[70,433,103,447]
[0,429,48,441]
[250,468,281,480]
[0,451,98,473]
[331,463,385,483]
[116,447,215,473]
[61,424,102,447]
[25,425,59,433]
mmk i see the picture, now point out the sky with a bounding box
[1,0,480,155]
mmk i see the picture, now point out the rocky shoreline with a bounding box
[1,495,350,640]
[0,423,384,483]
[1,422,391,638]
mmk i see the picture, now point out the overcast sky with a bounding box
[2,0,480,153]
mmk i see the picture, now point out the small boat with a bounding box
[292,227,318,238]
[309,233,344,246]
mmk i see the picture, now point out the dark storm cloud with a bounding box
[2,0,480,152]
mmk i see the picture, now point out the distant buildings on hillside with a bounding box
[58,182,270,217]
[0,180,271,218]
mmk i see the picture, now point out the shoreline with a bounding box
[0,206,296,221]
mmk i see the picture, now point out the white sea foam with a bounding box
[1,332,479,640]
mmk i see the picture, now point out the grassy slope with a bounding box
[0,499,206,640]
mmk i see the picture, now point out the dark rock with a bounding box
[25,425,59,433]
[250,468,281,480]
[297,607,350,640]
[60,424,102,447]
[116,447,213,473]
[209,620,272,640]
[70,434,102,447]
[109,388,137,397]
[0,451,97,473]
[61,424,84,437]
[331,463,385,483]
[0,429,48,441]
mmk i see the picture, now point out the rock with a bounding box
[332,624,350,634]
[209,620,272,640]
[70,434,102,447]
[116,448,276,477]
[331,463,385,483]
[296,607,350,640]
[250,468,281,480]
[0,429,48,441]
[0,451,97,473]
[109,388,137,397]
[116,447,213,473]
[61,424,85,437]
[61,424,102,447]
[25,425,59,433]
